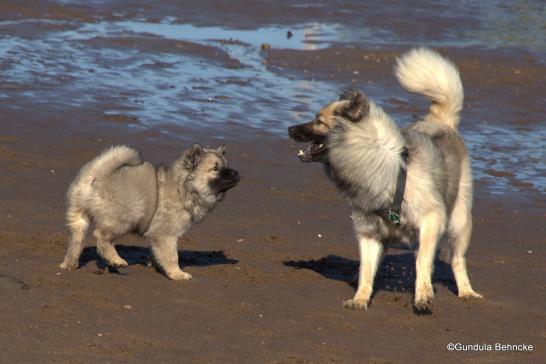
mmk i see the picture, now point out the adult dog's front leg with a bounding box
[343,235,383,310]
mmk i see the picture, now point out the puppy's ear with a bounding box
[341,90,369,122]
[184,143,204,169]
[217,144,226,156]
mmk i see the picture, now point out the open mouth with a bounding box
[297,140,327,163]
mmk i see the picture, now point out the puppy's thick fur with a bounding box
[60,144,239,280]
[288,48,481,312]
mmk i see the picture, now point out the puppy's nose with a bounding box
[230,169,240,179]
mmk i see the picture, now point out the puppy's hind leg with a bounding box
[151,237,192,281]
[343,235,383,310]
[60,208,90,270]
[94,229,128,268]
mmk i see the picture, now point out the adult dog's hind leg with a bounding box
[94,229,128,267]
[414,212,445,313]
[60,208,90,270]
[151,237,192,280]
[448,158,482,300]
[343,235,383,310]
[448,211,482,299]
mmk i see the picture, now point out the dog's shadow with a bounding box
[79,245,238,272]
[283,252,457,295]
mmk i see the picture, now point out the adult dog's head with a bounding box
[288,90,370,163]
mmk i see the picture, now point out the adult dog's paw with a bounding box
[459,289,483,300]
[413,298,433,315]
[59,261,77,271]
[343,299,368,311]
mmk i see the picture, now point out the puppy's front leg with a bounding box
[343,235,383,310]
[151,236,192,281]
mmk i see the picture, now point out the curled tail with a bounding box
[77,145,142,183]
[395,47,464,129]
[62,145,141,269]
[68,145,142,200]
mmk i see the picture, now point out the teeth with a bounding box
[298,149,304,156]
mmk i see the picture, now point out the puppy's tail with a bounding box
[395,47,463,129]
[71,145,142,190]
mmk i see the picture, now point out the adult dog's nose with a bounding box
[288,126,303,140]
[288,126,296,136]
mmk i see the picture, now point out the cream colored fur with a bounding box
[395,47,464,129]
[325,48,481,312]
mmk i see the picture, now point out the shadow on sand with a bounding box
[79,245,238,273]
[284,252,457,295]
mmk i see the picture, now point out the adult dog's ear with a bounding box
[341,90,369,122]
[184,143,204,169]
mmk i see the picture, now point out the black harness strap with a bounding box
[377,147,409,225]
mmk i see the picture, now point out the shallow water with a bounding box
[0,19,342,133]
[0,0,544,194]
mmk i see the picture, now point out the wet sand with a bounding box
[1,1,545,363]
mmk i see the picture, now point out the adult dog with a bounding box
[288,48,482,313]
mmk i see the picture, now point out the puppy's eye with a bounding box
[211,165,219,172]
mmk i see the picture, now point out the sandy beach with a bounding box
[1,1,544,363]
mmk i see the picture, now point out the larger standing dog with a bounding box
[288,48,482,313]
[60,144,239,280]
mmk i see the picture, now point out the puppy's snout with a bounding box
[228,168,240,181]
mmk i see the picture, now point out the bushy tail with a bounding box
[395,47,464,129]
[62,146,141,269]
[72,145,142,188]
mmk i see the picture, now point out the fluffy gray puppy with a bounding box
[59,144,239,280]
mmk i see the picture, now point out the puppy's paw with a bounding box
[459,289,483,300]
[343,299,368,311]
[110,257,128,268]
[167,270,193,281]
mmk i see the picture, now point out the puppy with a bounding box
[288,48,482,312]
[59,144,239,280]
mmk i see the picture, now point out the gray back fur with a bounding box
[326,103,471,234]
[68,145,229,238]
[327,101,406,212]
